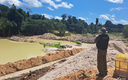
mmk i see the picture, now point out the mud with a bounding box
[0,48,83,77]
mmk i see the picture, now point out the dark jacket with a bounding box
[95,34,109,50]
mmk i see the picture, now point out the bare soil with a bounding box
[38,41,128,80]
[0,48,83,77]
[5,59,67,80]
[54,68,118,80]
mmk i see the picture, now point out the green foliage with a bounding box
[43,43,67,48]
[70,41,82,45]
[96,18,99,25]
[65,33,71,36]
[82,34,88,37]
[0,4,126,37]
[123,26,128,38]
[108,33,123,37]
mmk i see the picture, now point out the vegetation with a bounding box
[123,26,128,38]
[0,4,127,37]
[107,33,123,37]
[43,42,67,49]
[70,41,82,45]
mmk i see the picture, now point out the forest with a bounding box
[0,4,127,37]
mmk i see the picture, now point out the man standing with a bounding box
[95,27,109,77]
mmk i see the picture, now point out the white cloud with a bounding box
[0,0,22,7]
[89,12,93,15]
[112,14,115,17]
[55,16,62,20]
[78,17,88,20]
[42,14,53,19]
[111,18,128,25]
[99,14,110,20]
[110,7,127,11]
[47,6,54,11]
[23,0,42,7]
[0,0,42,8]
[55,0,61,2]
[41,0,73,9]
[107,0,123,4]
[0,0,73,9]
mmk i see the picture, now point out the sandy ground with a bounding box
[54,68,117,80]
[44,43,92,53]
[38,41,128,80]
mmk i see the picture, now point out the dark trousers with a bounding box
[97,49,107,75]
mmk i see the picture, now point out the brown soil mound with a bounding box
[39,33,95,43]
[6,66,52,80]
[5,59,67,80]
[38,41,128,80]
[55,68,117,80]
[0,48,83,77]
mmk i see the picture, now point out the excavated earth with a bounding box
[38,41,128,80]
[0,48,83,77]
[55,68,117,80]
[1,33,128,80]
[5,59,67,80]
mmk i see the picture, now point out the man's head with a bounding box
[99,27,107,34]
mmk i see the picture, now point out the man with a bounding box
[95,27,109,77]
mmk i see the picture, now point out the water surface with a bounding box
[0,39,70,64]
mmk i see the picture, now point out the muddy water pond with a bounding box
[0,39,70,64]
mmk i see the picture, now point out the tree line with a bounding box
[0,4,127,37]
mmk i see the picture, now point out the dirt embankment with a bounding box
[0,48,83,77]
[55,68,116,80]
[38,41,128,80]
[8,33,96,43]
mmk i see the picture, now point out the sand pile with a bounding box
[55,68,115,80]
[38,41,128,80]
[39,33,59,40]
[0,48,83,76]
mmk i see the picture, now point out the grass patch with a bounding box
[107,33,123,36]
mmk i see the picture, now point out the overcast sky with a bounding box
[0,0,128,25]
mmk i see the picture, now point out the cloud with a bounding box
[23,0,42,7]
[110,7,127,11]
[78,17,88,20]
[55,0,61,2]
[0,0,22,7]
[99,14,110,20]
[42,14,53,19]
[47,6,54,11]
[0,0,73,9]
[111,18,128,25]
[55,16,62,20]
[112,14,115,17]
[0,0,42,8]
[89,12,93,15]
[41,0,73,9]
[107,0,123,4]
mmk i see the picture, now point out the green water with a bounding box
[0,39,70,64]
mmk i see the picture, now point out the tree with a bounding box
[96,18,99,25]
[61,14,67,22]
[0,5,9,18]
[7,4,17,21]
[72,16,78,24]
[123,26,128,38]
[67,15,73,24]
[17,8,27,20]
[42,15,46,20]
